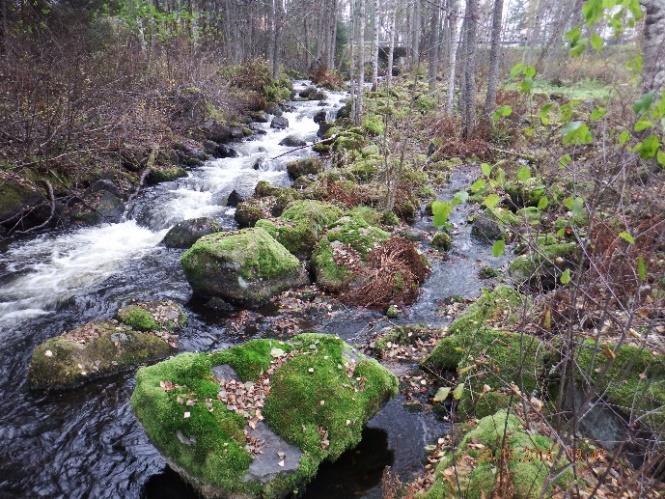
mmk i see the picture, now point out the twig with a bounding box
[270,135,338,160]
[11,180,55,235]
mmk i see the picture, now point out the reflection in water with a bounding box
[299,428,393,499]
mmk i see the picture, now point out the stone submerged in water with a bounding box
[131,333,398,498]
[162,217,223,249]
[279,136,306,147]
[180,227,307,307]
[28,300,186,391]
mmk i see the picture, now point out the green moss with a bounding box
[181,227,301,282]
[325,216,389,257]
[362,114,385,135]
[148,166,187,184]
[311,239,354,292]
[574,340,665,433]
[447,286,524,337]
[431,231,452,251]
[348,206,382,226]
[421,410,571,499]
[509,242,578,282]
[132,333,397,497]
[117,305,159,331]
[280,200,343,229]
[415,94,436,112]
[504,178,546,208]
[264,334,398,461]
[286,158,323,179]
[29,321,172,390]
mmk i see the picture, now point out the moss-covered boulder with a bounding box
[147,165,188,184]
[255,201,344,257]
[312,216,389,292]
[181,228,307,306]
[28,319,177,391]
[117,300,188,331]
[162,217,222,248]
[286,158,323,179]
[0,177,45,229]
[424,287,540,417]
[421,410,571,498]
[471,208,519,243]
[431,231,452,251]
[131,333,398,498]
[570,340,665,436]
[235,197,277,228]
[509,242,578,286]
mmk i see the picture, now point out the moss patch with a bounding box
[132,333,397,497]
[573,340,665,433]
[421,410,571,498]
[29,321,173,390]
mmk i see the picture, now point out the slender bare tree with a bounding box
[483,0,504,118]
[640,0,665,94]
[387,0,397,86]
[460,0,478,138]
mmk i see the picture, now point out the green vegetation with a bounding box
[29,321,172,390]
[131,333,397,497]
[421,410,571,498]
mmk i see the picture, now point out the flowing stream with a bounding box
[0,81,505,498]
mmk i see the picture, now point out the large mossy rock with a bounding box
[570,340,665,436]
[180,228,307,306]
[255,200,343,257]
[421,410,571,498]
[162,217,222,249]
[509,242,578,287]
[286,158,323,179]
[28,303,184,391]
[312,215,389,292]
[424,286,543,418]
[131,333,398,498]
[0,178,45,229]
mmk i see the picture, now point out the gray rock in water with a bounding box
[270,116,289,129]
[212,364,241,382]
[471,214,503,243]
[279,135,306,147]
[162,217,222,249]
[244,422,302,483]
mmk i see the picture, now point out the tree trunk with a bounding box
[461,0,478,138]
[483,0,504,118]
[271,0,284,79]
[371,0,380,89]
[640,0,665,94]
[354,0,366,124]
[428,0,443,92]
[446,0,460,112]
[411,0,421,70]
[387,0,397,86]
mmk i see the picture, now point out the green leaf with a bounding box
[636,256,647,281]
[484,194,501,209]
[452,383,465,400]
[492,239,506,257]
[480,163,493,177]
[590,106,607,121]
[559,154,572,168]
[433,387,451,403]
[618,130,631,145]
[633,92,655,114]
[537,196,549,210]
[590,32,604,51]
[562,121,593,145]
[470,178,487,193]
[517,166,531,182]
[452,191,469,206]
[619,231,635,244]
[560,268,572,285]
[432,201,453,228]
[539,103,554,126]
[657,149,665,167]
[635,134,660,159]
[634,119,654,132]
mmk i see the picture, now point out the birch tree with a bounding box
[460,0,478,138]
[483,0,504,118]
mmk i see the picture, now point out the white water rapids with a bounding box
[0,81,346,325]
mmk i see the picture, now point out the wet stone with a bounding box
[243,422,302,484]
